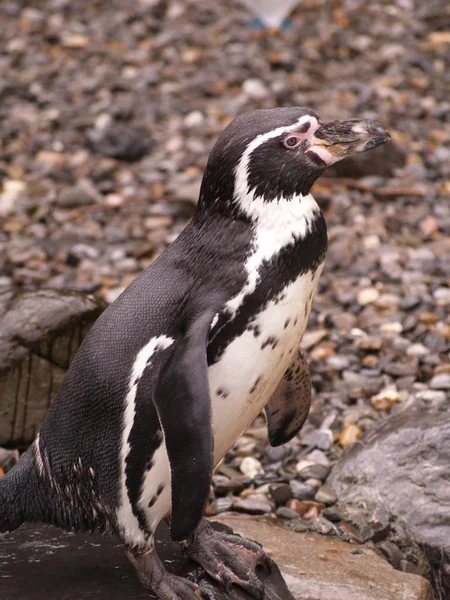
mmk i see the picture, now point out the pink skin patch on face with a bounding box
[299,118,342,166]
[285,117,341,166]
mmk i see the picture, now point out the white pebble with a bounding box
[357,287,380,305]
[242,78,269,100]
[239,456,264,479]
[184,111,204,127]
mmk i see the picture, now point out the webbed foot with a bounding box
[184,519,274,599]
[127,546,208,600]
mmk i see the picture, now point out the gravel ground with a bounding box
[1,0,449,519]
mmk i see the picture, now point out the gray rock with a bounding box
[306,449,330,467]
[58,179,102,208]
[233,495,273,515]
[269,483,293,507]
[208,497,234,515]
[87,124,154,162]
[290,480,316,500]
[0,289,104,446]
[275,507,299,520]
[329,408,450,598]
[429,373,450,390]
[315,485,337,506]
[297,464,331,481]
[300,429,334,451]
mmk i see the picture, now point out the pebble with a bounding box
[233,495,273,515]
[88,125,154,162]
[339,424,363,449]
[104,287,125,304]
[357,287,380,305]
[433,288,450,306]
[239,456,264,479]
[379,322,403,334]
[297,464,331,482]
[286,499,326,519]
[212,474,250,496]
[429,374,450,390]
[356,336,383,351]
[206,497,234,516]
[0,180,27,216]
[242,78,269,100]
[371,386,400,411]
[276,506,299,520]
[306,449,330,467]
[300,429,333,451]
[406,343,430,357]
[269,483,293,507]
[315,485,337,506]
[301,329,328,350]
[290,480,316,501]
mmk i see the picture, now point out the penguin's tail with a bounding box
[0,449,41,533]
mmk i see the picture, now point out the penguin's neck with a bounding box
[225,191,323,319]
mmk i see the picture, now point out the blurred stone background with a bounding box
[0,1,449,598]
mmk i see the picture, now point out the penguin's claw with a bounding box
[185,519,271,599]
[126,547,209,600]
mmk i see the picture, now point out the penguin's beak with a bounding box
[308,119,390,165]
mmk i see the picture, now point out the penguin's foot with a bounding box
[127,547,207,600]
[184,519,274,599]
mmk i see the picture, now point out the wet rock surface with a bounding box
[328,408,450,600]
[0,515,433,600]
[0,289,104,446]
[0,520,293,600]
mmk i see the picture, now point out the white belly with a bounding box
[118,266,323,545]
[208,266,322,463]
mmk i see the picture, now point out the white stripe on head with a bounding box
[226,115,322,318]
[116,334,174,547]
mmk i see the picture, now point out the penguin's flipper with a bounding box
[264,350,312,447]
[154,309,215,542]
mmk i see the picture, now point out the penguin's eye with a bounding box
[283,135,301,149]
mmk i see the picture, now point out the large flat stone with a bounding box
[0,515,432,600]
[214,514,433,600]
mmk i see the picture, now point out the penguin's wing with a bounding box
[264,350,312,447]
[154,309,215,542]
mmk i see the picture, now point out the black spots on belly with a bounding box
[250,376,262,394]
[284,318,291,329]
[261,336,279,350]
[147,485,164,509]
[247,323,261,338]
[216,387,229,399]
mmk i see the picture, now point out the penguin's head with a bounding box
[197,107,389,217]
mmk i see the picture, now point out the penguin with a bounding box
[0,107,389,600]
